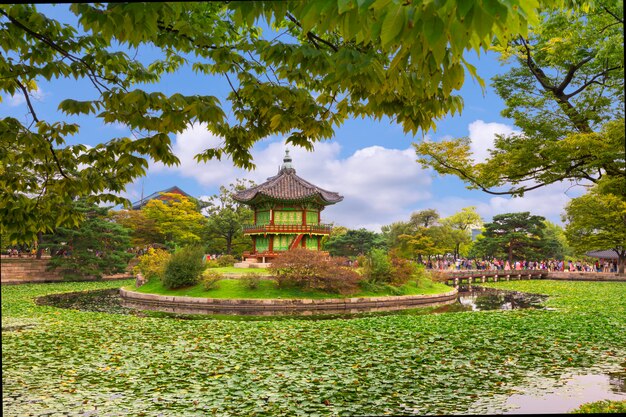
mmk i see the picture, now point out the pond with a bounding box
[468,365,625,414]
[36,285,548,319]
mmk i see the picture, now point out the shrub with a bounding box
[162,246,205,289]
[361,249,422,288]
[572,400,626,414]
[133,248,171,281]
[202,270,223,290]
[216,255,237,267]
[389,255,416,286]
[240,273,261,290]
[413,264,435,288]
[428,269,449,283]
[205,254,238,268]
[269,248,361,295]
[362,248,392,284]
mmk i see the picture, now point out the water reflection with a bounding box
[38,286,548,320]
[469,366,626,414]
[446,286,547,312]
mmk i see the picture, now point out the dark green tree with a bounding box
[409,209,440,228]
[324,228,385,258]
[471,212,547,263]
[41,199,133,279]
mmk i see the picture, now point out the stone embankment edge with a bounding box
[119,287,458,316]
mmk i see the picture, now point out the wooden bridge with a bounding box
[439,270,547,286]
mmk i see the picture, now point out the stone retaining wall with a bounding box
[1,259,132,284]
[119,288,458,316]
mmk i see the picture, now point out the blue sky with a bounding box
[2,4,586,230]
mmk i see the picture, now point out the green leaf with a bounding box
[380,6,405,48]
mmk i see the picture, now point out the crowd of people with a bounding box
[424,258,620,273]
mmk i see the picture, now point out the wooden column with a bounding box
[252,236,256,254]
[269,236,274,252]
[270,209,274,225]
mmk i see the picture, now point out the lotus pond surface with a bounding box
[2,279,625,415]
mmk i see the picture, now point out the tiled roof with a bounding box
[585,249,620,259]
[233,167,343,205]
[131,186,192,210]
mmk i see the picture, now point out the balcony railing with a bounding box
[243,250,330,258]
[242,223,333,234]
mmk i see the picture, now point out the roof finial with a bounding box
[281,148,293,171]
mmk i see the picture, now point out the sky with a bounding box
[2,4,587,231]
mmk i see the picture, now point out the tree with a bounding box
[324,228,385,258]
[1,1,581,243]
[415,1,624,196]
[564,177,626,273]
[471,212,547,263]
[397,228,435,261]
[41,199,133,279]
[142,193,208,248]
[110,209,163,247]
[541,220,571,260]
[381,221,415,250]
[409,209,440,228]
[203,180,254,256]
[440,206,483,258]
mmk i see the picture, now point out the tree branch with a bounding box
[603,6,624,24]
[14,79,70,180]
[556,55,593,93]
[519,36,554,92]
[1,10,115,94]
[285,12,339,52]
[564,66,622,99]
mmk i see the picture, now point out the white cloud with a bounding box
[4,86,46,107]
[148,124,432,230]
[6,93,25,107]
[468,119,519,162]
[142,120,583,231]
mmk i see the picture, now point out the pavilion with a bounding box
[233,150,343,266]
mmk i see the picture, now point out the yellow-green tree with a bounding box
[142,193,208,249]
[440,206,483,258]
[564,178,626,273]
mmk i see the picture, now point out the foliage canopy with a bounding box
[1,0,584,243]
[415,1,624,196]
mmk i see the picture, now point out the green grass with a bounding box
[132,276,450,299]
[207,266,270,275]
[2,280,625,416]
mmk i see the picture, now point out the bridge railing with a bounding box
[441,269,545,278]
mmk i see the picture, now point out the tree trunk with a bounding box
[508,245,513,265]
[619,254,625,275]
[36,231,44,259]
[455,243,460,259]
[225,234,233,255]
